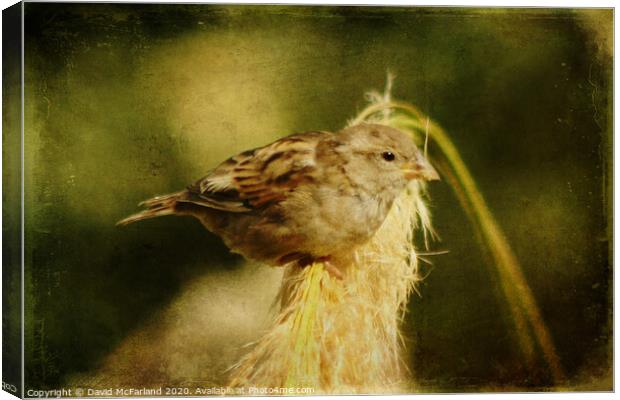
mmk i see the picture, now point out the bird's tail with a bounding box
[116,191,185,226]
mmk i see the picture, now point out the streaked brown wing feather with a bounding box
[184,132,325,212]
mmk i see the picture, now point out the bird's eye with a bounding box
[382,151,396,161]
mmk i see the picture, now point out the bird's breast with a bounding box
[282,187,392,256]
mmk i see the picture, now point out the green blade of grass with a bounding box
[353,99,565,384]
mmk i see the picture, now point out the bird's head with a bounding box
[335,123,439,196]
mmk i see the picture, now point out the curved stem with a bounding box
[358,101,565,383]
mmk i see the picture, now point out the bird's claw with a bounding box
[321,259,343,280]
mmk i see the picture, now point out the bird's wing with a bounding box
[182,132,325,212]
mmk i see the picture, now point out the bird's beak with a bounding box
[401,156,440,181]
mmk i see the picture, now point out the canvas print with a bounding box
[2,2,612,397]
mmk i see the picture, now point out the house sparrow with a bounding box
[118,123,439,276]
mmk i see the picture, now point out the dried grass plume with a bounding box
[228,77,434,393]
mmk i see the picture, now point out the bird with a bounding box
[118,123,439,277]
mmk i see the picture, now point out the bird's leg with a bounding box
[293,255,343,280]
[316,256,343,280]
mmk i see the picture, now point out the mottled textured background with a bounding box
[14,3,612,393]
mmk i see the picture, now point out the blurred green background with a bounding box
[17,3,611,392]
